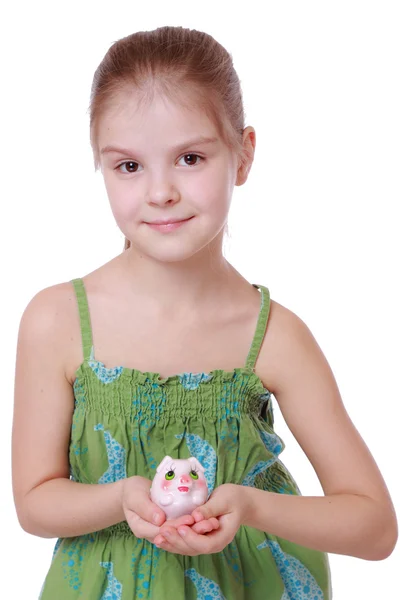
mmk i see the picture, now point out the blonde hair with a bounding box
[88,26,249,251]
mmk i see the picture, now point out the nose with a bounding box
[146,170,180,207]
[179,474,190,484]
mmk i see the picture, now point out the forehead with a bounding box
[98,88,219,146]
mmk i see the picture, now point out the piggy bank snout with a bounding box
[179,474,190,484]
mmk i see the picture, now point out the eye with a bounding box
[115,161,141,174]
[165,470,175,480]
[177,153,204,167]
[115,154,203,174]
[190,470,199,480]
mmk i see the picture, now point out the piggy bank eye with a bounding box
[165,470,175,480]
[190,470,199,480]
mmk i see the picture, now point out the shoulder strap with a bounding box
[70,278,93,362]
[245,284,271,372]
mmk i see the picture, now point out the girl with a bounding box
[12,25,397,600]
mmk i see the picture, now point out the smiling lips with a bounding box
[147,217,192,224]
[145,216,194,232]
[178,486,190,492]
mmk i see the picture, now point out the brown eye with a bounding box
[185,154,198,166]
[179,154,203,167]
[117,161,140,173]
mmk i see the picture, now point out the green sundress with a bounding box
[39,277,332,599]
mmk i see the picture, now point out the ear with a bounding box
[190,457,205,473]
[156,455,174,473]
[236,126,256,186]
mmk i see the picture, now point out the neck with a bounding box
[111,238,247,312]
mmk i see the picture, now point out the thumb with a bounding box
[128,493,166,526]
[136,495,165,526]
[148,502,166,526]
[192,492,225,522]
[144,491,166,526]
[125,478,166,526]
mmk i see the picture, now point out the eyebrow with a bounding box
[100,136,219,156]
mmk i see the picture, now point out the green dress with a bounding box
[39,277,332,599]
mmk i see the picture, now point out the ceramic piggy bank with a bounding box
[150,456,208,519]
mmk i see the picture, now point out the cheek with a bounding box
[195,478,207,489]
[104,177,141,222]
[162,479,172,491]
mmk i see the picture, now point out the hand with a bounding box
[122,476,195,543]
[154,513,220,548]
[153,484,249,556]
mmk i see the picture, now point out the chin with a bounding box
[132,236,217,263]
[154,248,203,263]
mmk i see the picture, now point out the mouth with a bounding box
[145,216,194,232]
[147,217,193,225]
[177,486,190,493]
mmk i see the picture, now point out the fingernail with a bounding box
[153,513,161,525]
[163,531,171,539]
[178,528,186,537]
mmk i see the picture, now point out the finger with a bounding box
[159,515,193,534]
[164,514,195,528]
[124,478,167,527]
[191,521,213,534]
[154,537,188,554]
[191,517,220,535]
[157,514,195,537]
[133,492,166,527]
[176,524,220,554]
[192,509,205,523]
[125,509,160,540]
[192,489,228,522]
[154,526,197,555]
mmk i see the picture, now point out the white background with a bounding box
[1,1,399,598]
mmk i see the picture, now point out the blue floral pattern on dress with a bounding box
[88,346,124,384]
[257,540,324,599]
[185,569,227,599]
[179,372,214,390]
[131,542,161,598]
[94,424,127,483]
[260,429,283,454]
[100,562,123,599]
[242,457,279,486]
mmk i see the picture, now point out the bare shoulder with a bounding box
[17,281,79,377]
[20,280,75,323]
[259,297,346,407]
[257,297,398,532]
[256,298,314,394]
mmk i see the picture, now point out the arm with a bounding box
[246,301,398,561]
[12,285,125,538]
[21,479,125,538]
[242,488,393,561]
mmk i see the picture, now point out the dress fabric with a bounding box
[39,277,332,599]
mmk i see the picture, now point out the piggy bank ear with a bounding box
[189,457,205,473]
[156,455,174,474]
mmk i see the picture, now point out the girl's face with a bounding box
[97,90,240,263]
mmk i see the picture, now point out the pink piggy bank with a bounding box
[150,455,208,519]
